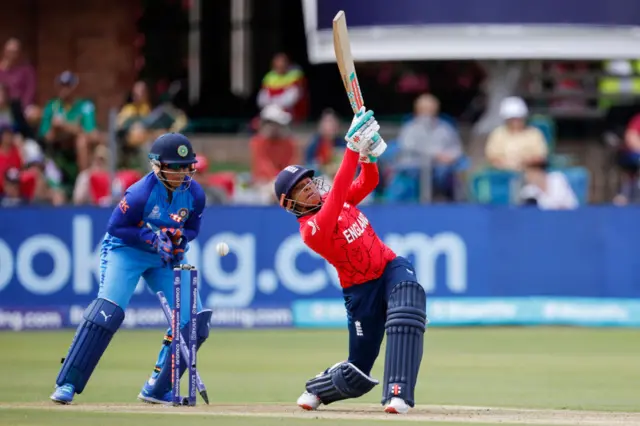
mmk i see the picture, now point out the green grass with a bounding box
[1,327,639,425]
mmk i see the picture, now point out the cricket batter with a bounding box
[50,133,212,405]
[274,108,427,414]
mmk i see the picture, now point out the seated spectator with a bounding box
[118,80,188,169]
[20,145,65,206]
[39,71,100,195]
[393,94,467,201]
[485,96,548,172]
[72,145,111,206]
[305,109,346,175]
[0,167,28,206]
[117,80,152,145]
[111,169,143,201]
[0,124,22,192]
[612,112,640,205]
[0,38,39,125]
[520,161,578,210]
[192,154,229,205]
[0,82,34,140]
[250,104,299,202]
[257,53,308,122]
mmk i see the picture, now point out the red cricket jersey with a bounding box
[298,149,396,288]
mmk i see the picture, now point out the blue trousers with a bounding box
[98,245,203,328]
[342,256,417,376]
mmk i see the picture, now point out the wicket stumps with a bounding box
[170,264,198,406]
[156,290,209,404]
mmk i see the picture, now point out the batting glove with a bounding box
[359,153,378,163]
[345,107,380,153]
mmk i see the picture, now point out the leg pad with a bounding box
[382,281,427,407]
[306,361,378,405]
[56,298,125,393]
[147,310,212,398]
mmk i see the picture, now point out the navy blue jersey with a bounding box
[103,172,206,253]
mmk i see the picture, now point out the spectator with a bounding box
[305,109,346,175]
[612,112,640,205]
[394,94,466,201]
[118,80,188,169]
[257,53,308,122]
[485,96,548,171]
[0,124,22,192]
[39,71,100,196]
[0,83,34,140]
[250,104,299,201]
[20,144,65,206]
[111,169,143,201]
[192,154,229,205]
[0,38,39,124]
[117,80,153,146]
[72,145,110,206]
[520,161,578,210]
[0,167,27,206]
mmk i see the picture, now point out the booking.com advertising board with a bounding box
[1,205,640,331]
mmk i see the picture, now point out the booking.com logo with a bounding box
[0,215,468,308]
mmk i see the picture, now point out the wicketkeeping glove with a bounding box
[165,228,187,263]
[153,231,174,266]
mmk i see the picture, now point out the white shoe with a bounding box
[137,392,171,405]
[384,397,409,414]
[297,391,321,411]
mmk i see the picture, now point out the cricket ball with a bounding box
[216,242,229,256]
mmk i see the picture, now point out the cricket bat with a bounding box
[332,10,386,157]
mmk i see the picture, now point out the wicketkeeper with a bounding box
[274,107,428,414]
[50,133,212,405]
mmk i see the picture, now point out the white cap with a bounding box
[499,96,529,120]
[606,60,633,76]
[22,140,44,164]
[260,104,292,126]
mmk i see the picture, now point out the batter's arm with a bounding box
[306,149,360,233]
[346,160,379,205]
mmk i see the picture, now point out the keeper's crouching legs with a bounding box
[138,310,212,404]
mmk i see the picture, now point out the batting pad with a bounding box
[146,309,212,398]
[56,298,125,393]
[306,361,379,405]
[382,281,427,407]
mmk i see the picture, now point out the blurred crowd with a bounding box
[2,43,640,211]
[228,52,580,210]
[0,36,189,208]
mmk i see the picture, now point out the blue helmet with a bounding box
[274,164,332,217]
[274,165,314,205]
[148,133,198,191]
[148,133,197,166]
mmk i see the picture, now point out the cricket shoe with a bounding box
[297,391,321,411]
[384,397,410,414]
[137,381,172,405]
[50,383,75,405]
